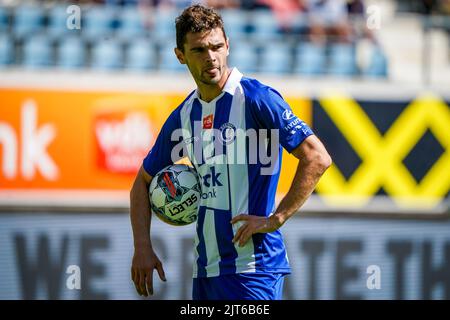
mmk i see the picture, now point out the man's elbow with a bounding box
[304,149,332,175]
[318,150,332,173]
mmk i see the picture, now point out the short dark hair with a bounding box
[175,4,227,52]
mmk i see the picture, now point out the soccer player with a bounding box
[130,4,331,300]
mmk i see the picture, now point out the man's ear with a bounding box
[226,38,230,56]
[174,47,186,64]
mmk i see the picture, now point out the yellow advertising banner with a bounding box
[313,93,450,209]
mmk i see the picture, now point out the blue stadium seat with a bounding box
[48,5,77,39]
[227,41,258,73]
[116,7,147,40]
[294,42,326,75]
[0,6,9,31]
[365,46,388,78]
[259,43,292,74]
[126,39,156,71]
[82,6,116,41]
[289,11,309,34]
[158,43,185,72]
[220,9,249,40]
[328,43,358,76]
[22,35,52,69]
[152,9,177,42]
[91,39,123,70]
[13,5,44,39]
[250,9,282,41]
[0,33,14,66]
[104,0,139,6]
[57,36,85,69]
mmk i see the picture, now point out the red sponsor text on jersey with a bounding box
[203,114,213,129]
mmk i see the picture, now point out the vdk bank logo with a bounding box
[94,110,154,174]
[0,100,59,181]
[200,166,223,200]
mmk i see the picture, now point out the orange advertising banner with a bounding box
[0,88,311,194]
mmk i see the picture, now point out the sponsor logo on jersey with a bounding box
[203,114,213,129]
[201,189,217,199]
[202,166,222,187]
[284,117,302,133]
[282,109,295,120]
[199,166,223,201]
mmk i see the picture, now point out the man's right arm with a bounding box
[130,165,166,297]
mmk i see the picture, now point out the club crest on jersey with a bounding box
[203,114,213,129]
[218,123,236,144]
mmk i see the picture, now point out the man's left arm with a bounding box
[231,135,332,247]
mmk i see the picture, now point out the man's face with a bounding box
[175,28,229,86]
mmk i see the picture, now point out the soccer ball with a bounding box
[149,164,202,226]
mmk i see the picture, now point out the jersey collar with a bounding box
[193,67,243,101]
[222,67,243,96]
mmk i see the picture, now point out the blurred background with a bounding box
[0,0,449,299]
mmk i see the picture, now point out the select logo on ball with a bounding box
[167,193,198,217]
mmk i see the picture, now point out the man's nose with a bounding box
[205,49,216,62]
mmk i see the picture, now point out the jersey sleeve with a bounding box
[143,110,183,177]
[251,87,314,153]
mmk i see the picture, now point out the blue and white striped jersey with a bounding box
[143,68,314,278]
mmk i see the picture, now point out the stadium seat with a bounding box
[57,36,86,69]
[104,0,139,6]
[48,5,78,39]
[116,7,147,40]
[220,9,249,40]
[152,9,177,42]
[289,11,309,35]
[250,9,282,41]
[125,39,156,71]
[259,42,292,74]
[328,43,358,76]
[158,43,185,72]
[0,5,9,31]
[0,33,14,66]
[82,6,116,41]
[13,4,44,39]
[22,35,53,69]
[294,42,326,75]
[364,46,388,78]
[91,39,123,70]
[227,41,258,73]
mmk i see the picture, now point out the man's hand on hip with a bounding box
[231,214,283,247]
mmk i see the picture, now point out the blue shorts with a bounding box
[192,273,286,300]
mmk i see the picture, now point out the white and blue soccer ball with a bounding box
[149,164,201,226]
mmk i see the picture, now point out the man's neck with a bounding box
[197,68,231,103]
